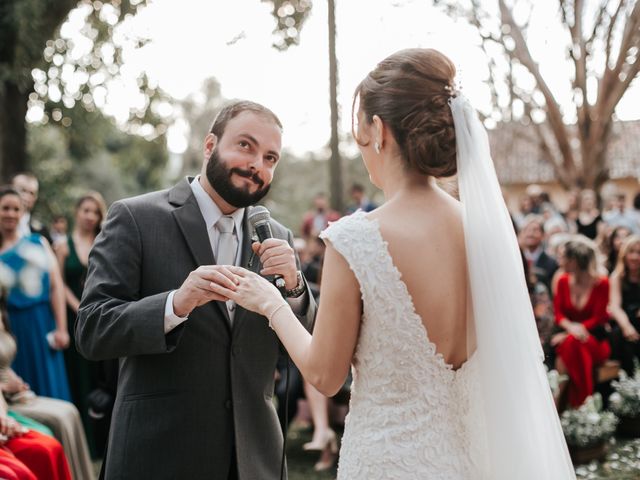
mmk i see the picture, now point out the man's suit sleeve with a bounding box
[287,229,316,333]
[76,201,184,361]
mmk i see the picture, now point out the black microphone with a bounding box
[248,206,286,289]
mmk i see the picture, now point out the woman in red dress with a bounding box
[554,237,611,408]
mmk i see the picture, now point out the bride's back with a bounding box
[372,186,469,370]
[331,48,479,479]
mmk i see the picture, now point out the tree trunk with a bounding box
[0,79,29,182]
[327,0,343,212]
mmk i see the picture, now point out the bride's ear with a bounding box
[372,115,386,152]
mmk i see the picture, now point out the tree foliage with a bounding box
[28,105,168,223]
[263,0,345,211]
[434,0,640,189]
[178,78,224,178]
[262,0,313,50]
[0,0,171,181]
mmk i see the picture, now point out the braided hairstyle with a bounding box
[352,48,458,178]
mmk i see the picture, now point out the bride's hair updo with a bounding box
[353,48,458,178]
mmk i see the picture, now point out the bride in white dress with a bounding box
[212,48,576,479]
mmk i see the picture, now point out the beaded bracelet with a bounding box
[266,303,290,330]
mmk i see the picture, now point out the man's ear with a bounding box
[204,133,218,160]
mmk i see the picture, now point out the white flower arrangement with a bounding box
[547,367,568,397]
[561,394,618,448]
[609,367,640,419]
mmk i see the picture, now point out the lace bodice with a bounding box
[320,211,479,480]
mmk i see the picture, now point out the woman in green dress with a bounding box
[55,192,106,457]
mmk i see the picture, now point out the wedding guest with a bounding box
[10,174,51,245]
[0,399,71,480]
[602,193,637,232]
[0,296,94,479]
[562,188,580,232]
[299,237,337,471]
[0,187,71,401]
[604,225,632,274]
[554,237,611,408]
[346,183,377,214]
[576,189,603,240]
[608,235,640,376]
[519,215,558,294]
[301,193,341,239]
[55,192,107,454]
[49,216,68,247]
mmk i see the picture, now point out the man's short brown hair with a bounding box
[209,100,282,140]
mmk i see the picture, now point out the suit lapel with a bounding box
[169,178,231,329]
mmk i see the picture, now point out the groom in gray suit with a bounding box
[76,100,316,479]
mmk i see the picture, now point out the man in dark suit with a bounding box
[519,214,558,295]
[11,172,52,244]
[346,182,377,214]
[76,100,316,479]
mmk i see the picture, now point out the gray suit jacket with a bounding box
[76,178,316,480]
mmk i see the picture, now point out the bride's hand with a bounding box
[210,266,285,317]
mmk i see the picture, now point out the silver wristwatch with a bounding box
[284,271,306,298]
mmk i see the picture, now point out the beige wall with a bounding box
[502,177,640,214]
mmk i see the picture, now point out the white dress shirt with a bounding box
[163,177,306,333]
[164,177,243,332]
[18,212,31,238]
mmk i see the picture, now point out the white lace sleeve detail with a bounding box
[319,211,374,294]
[320,210,478,479]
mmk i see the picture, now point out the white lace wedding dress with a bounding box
[320,211,482,480]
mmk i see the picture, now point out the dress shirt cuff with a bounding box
[286,289,308,315]
[164,290,189,334]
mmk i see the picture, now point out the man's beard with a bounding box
[205,148,271,208]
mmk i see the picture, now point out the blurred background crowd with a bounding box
[2,0,640,477]
[6,166,640,476]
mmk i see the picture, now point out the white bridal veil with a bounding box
[451,95,576,479]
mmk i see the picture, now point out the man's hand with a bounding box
[173,266,238,317]
[252,239,298,290]
[209,267,285,317]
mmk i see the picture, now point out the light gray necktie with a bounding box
[215,215,238,324]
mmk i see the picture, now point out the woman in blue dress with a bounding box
[0,186,70,401]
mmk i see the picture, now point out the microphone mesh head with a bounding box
[248,205,271,227]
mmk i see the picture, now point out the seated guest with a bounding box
[522,250,555,368]
[554,237,611,408]
[0,292,94,479]
[0,301,71,480]
[0,447,37,480]
[604,225,632,274]
[519,215,558,295]
[603,193,637,232]
[0,396,71,480]
[609,235,640,376]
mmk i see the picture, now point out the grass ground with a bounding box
[92,426,640,479]
[91,422,339,480]
[574,438,640,479]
